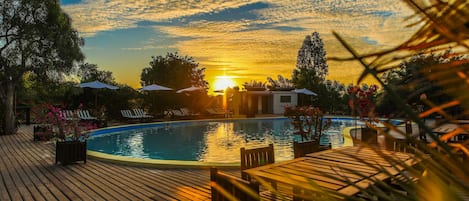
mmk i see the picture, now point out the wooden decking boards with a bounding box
[0,125,240,201]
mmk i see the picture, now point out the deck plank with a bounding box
[4,129,94,200]
[1,137,47,201]
[0,138,33,200]
[0,125,218,200]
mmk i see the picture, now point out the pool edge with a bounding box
[87,150,240,169]
[86,116,363,168]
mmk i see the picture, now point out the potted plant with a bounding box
[284,105,329,142]
[347,84,379,144]
[40,104,97,165]
[33,125,54,141]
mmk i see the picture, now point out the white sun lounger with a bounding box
[133,109,153,119]
[78,110,98,120]
[121,110,141,119]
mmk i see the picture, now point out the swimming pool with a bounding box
[88,116,372,166]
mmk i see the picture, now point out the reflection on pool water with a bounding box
[88,117,367,163]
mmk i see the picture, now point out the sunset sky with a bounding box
[60,0,419,92]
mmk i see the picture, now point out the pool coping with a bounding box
[86,116,364,168]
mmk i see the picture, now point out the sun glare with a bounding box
[213,75,236,91]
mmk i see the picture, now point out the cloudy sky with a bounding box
[60,0,418,92]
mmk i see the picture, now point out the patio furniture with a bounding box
[243,146,422,200]
[166,109,190,119]
[62,110,76,121]
[206,108,226,117]
[180,108,200,118]
[133,109,153,119]
[240,144,275,182]
[78,110,98,120]
[432,123,469,142]
[384,134,417,153]
[120,110,141,121]
[293,140,320,158]
[210,168,260,201]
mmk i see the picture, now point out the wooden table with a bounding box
[243,146,420,199]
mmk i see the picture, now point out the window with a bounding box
[280,96,291,103]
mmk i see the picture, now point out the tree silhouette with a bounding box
[0,0,84,134]
[140,52,208,89]
[292,32,328,89]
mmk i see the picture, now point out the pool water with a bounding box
[88,117,365,163]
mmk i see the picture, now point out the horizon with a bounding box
[60,0,419,92]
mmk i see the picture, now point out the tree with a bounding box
[141,52,208,89]
[292,32,330,110]
[324,80,348,114]
[292,31,328,89]
[78,63,115,84]
[140,52,209,113]
[267,75,294,90]
[0,0,84,134]
[376,51,466,117]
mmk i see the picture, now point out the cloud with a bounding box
[63,0,420,87]
[151,0,417,84]
[63,0,261,37]
[121,45,166,51]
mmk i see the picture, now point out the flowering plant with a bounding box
[35,104,96,142]
[347,84,379,126]
[284,105,327,141]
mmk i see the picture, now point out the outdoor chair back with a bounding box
[210,168,260,201]
[240,144,275,181]
[293,140,320,158]
[405,120,412,136]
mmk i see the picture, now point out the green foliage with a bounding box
[141,52,208,89]
[78,63,115,84]
[290,32,354,113]
[140,52,209,112]
[292,32,328,89]
[242,80,267,90]
[267,75,294,90]
[377,52,467,118]
[100,85,139,120]
[326,0,469,200]
[0,0,84,134]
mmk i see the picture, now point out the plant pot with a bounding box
[361,127,378,145]
[33,125,54,141]
[55,140,87,165]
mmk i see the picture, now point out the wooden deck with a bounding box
[0,125,240,201]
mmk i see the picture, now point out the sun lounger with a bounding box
[206,108,230,117]
[165,108,197,120]
[133,109,153,119]
[78,110,98,120]
[120,109,141,120]
[62,110,76,121]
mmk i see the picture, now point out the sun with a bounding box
[213,75,236,91]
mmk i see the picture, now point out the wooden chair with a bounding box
[210,168,260,201]
[384,134,417,154]
[293,140,320,158]
[240,144,275,181]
